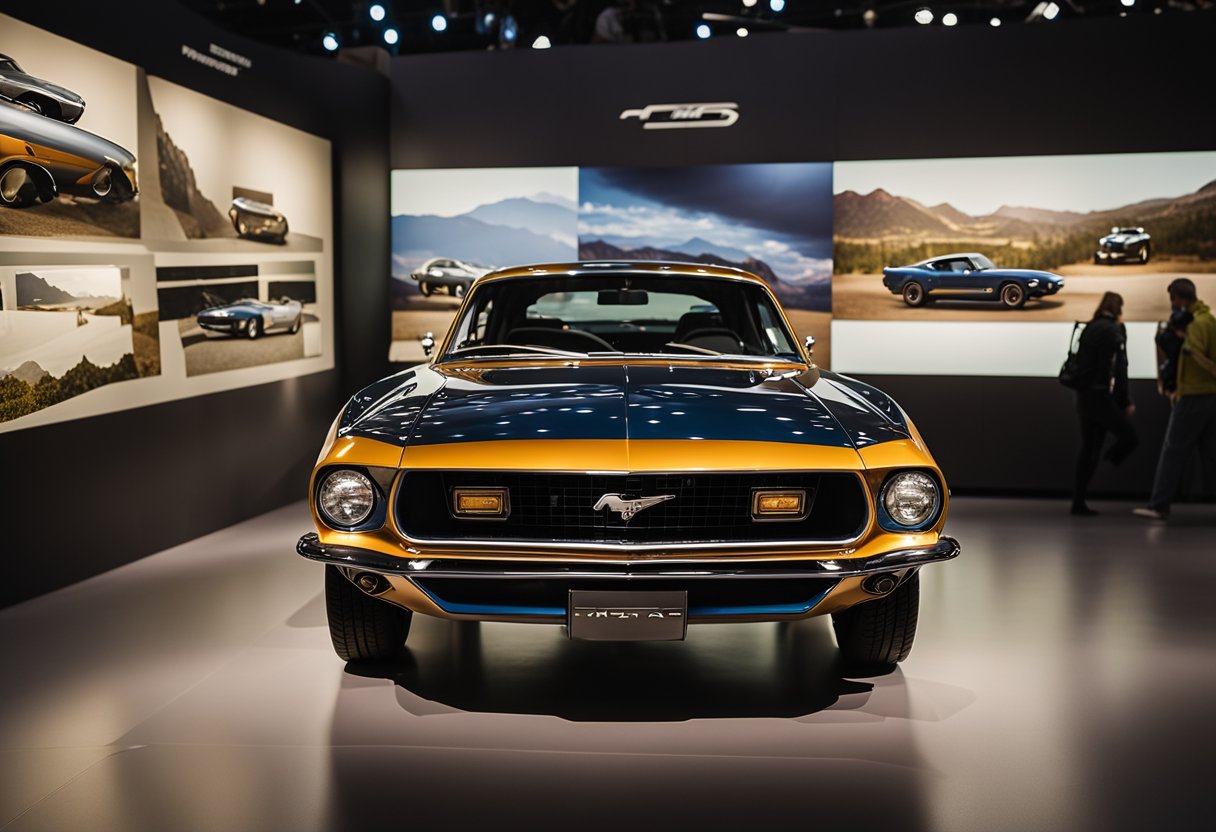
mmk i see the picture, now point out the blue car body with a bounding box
[881,253,1064,309]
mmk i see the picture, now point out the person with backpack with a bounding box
[1070,292,1138,515]
[1134,278,1216,521]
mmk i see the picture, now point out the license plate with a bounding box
[568,590,688,641]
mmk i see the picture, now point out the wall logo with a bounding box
[619,102,740,130]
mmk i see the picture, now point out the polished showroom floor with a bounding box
[0,498,1212,831]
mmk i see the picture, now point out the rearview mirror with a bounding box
[597,289,649,305]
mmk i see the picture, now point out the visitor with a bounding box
[1071,292,1138,515]
[1135,278,1216,521]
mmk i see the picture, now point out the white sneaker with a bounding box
[1132,507,1168,522]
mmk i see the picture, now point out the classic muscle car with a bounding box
[229,197,289,244]
[0,94,136,208]
[409,257,492,298]
[0,54,86,124]
[298,262,959,668]
[882,253,1064,309]
[196,297,302,339]
[1094,227,1151,265]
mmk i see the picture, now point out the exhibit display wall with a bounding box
[0,0,390,606]
[387,13,1216,496]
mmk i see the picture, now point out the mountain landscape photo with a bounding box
[831,168,1216,323]
[833,179,1216,275]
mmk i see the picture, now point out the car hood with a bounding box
[984,268,1063,282]
[1100,234,1140,245]
[337,363,911,458]
[201,303,267,316]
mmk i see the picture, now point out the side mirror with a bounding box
[421,331,435,357]
[804,335,816,358]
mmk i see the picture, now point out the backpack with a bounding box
[1058,321,1085,390]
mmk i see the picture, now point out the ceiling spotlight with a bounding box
[369,4,386,23]
[384,27,399,45]
[696,23,712,39]
[942,12,958,26]
[990,16,1001,26]
[862,8,878,27]
[914,7,934,24]
[770,0,786,11]
[736,26,750,37]
[431,13,448,32]
[742,0,758,7]
[321,32,339,52]
[1120,0,1135,5]
[501,15,518,43]
[532,35,552,49]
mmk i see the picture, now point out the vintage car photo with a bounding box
[409,257,491,297]
[196,296,303,339]
[229,196,289,244]
[298,261,959,668]
[0,93,136,207]
[882,253,1065,308]
[0,52,86,123]
[1094,226,1151,265]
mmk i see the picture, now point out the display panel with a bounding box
[389,167,577,362]
[831,151,1216,377]
[0,12,334,434]
[390,163,833,364]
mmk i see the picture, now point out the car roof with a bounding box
[915,252,985,265]
[478,260,765,284]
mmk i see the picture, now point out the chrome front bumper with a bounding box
[295,532,961,580]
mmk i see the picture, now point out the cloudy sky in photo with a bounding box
[579,164,833,283]
[391,167,578,217]
[31,267,122,299]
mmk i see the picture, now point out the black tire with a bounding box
[246,317,262,339]
[452,283,467,298]
[420,281,433,297]
[290,315,302,334]
[902,281,927,308]
[832,572,920,668]
[999,282,1026,309]
[325,566,411,661]
[1094,254,1102,265]
[1139,245,1150,265]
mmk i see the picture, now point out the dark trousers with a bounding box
[1073,390,1139,506]
[1149,394,1216,512]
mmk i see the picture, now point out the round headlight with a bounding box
[318,469,375,528]
[882,471,939,527]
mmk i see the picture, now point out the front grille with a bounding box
[396,471,868,545]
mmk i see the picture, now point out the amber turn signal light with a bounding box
[751,489,808,521]
[452,487,510,519]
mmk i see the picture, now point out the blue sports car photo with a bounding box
[881,253,1065,309]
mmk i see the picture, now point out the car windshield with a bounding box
[970,255,995,270]
[441,273,803,362]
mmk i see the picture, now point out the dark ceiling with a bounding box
[179,0,1213,57]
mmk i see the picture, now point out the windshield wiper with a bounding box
[443,343,589,360]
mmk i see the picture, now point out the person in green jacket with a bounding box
[1135,278,1216,520]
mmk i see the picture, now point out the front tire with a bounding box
[325,566,411,662]
[902,282,927,308]
[290,314,302,334]
[832,572,920,668]
[1138,245,1150,264]
[419,281,433,297]
[246,317,262,339]
[999,282,1026,309]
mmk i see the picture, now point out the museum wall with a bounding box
[0,0,389,606]
[386,14,1216,497]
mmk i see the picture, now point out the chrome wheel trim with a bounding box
[0,167,29,203]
